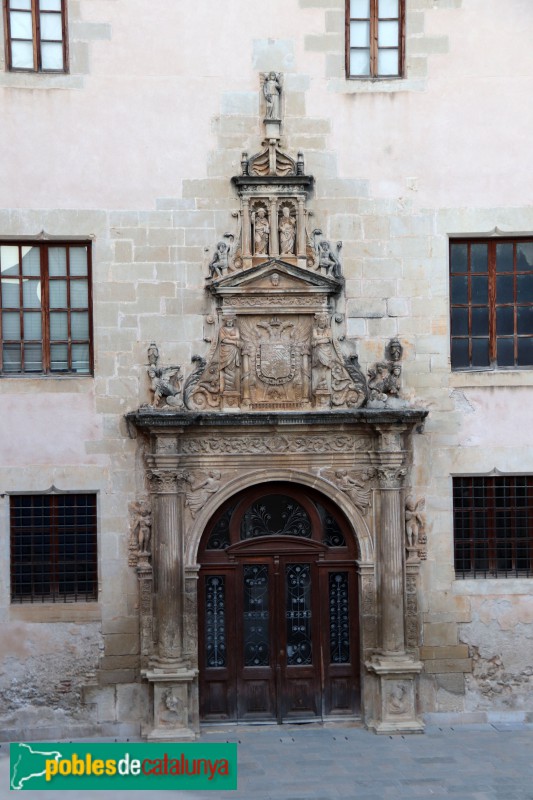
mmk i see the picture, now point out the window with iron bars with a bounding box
[10,494,97,602]
[453,477,533,579]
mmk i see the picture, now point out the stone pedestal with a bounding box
[366,656,424,734]
[143,666,199,741]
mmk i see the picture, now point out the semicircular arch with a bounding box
[186,468,374,565]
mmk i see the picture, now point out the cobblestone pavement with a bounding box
[1,722,533,800]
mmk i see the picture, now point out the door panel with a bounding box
[279,560,321,719]
[238,562,276,720]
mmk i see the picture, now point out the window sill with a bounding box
[449,370,533,389]
[330,76,426,94]
[10,602,101,623]
[453,579,533,596]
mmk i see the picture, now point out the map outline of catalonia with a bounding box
[10,743,63,790]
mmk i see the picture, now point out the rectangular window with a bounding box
[4,0,67,72]
[10,494,98,602]
[453,477,533,579]
[0,241,92,375]
[450,238,533,370]
[346,0,404,79]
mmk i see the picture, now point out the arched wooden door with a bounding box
[198,483,360,723]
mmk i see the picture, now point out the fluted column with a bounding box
[375,426,407,656]
[148,464,189,666]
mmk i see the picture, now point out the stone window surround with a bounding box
[0,0,112,89]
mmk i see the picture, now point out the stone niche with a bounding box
[125,73,428,739]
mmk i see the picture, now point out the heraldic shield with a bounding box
[256,342,297,385]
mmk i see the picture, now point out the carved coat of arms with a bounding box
[256,342,296,385]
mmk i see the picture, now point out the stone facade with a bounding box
[1,0,533,739]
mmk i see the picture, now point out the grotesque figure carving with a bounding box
[146,343,184,410]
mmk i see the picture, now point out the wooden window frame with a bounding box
[0,240,93,376]
[453,477,533,579]
[3,0,69,73]
[345,0,405,80]
[450,237,533,370]
[10,493,98,603]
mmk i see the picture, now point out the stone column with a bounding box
[377,464,407,655]
[143,455,198,741]
[242,200,251,256]
[297,198,306,256]
[366,425,423,733]
[269,198,279,257]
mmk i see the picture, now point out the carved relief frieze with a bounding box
[180,432,367,456]
[405,568,420,651]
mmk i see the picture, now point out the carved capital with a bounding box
[377,466,407,490]
[148,469,190,494]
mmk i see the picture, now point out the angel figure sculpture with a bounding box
[186,471,222,518]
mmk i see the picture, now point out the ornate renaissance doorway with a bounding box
[198,484,360,723]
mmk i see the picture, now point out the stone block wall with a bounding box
[1,0,533,735]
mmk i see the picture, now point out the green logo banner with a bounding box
[10,742,237,791]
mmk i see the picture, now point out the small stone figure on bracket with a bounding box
[405,495,427,561]
[263,71,282,120]
[146,342,184,409]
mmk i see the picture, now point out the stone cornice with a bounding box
[126,407,428,434]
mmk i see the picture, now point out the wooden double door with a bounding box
[198,485,360,723]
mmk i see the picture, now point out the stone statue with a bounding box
[253,208,270,255]
[318,239,342,277]
[279,206,296,255]
[368,338,404,402]
[129,497,152,560]
[185,470,222,518]
[146,343,184,409]
[263,71,282,120]
[208,240,230,279]
[405,496,426,558]
[219,316,242,392]
[311,312,335,391]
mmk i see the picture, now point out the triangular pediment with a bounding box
[210,258,342,296]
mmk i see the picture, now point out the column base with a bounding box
[366,654,424,735]
[143,666,199,741]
